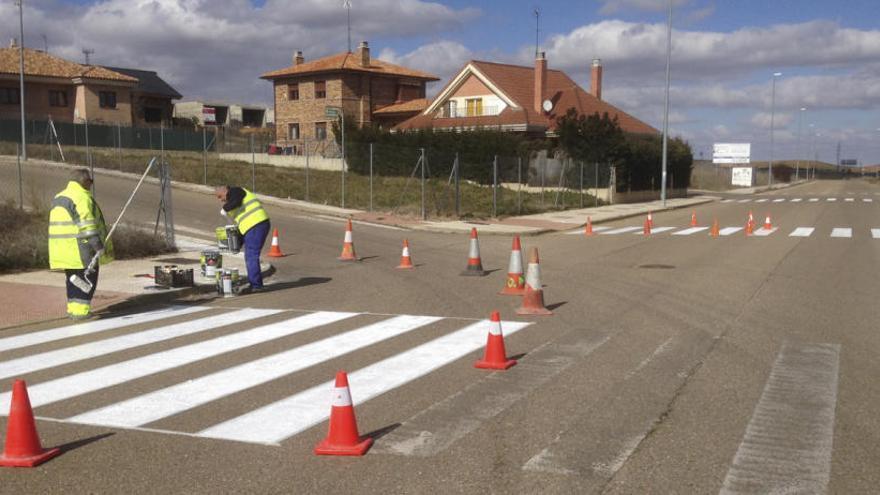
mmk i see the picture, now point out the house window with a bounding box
[0,88,20,105]
[447,101,457,118]
[314,81,326,99]
[289,84,299,100]
[99,91,117,109]
[315,122,327,140]
[288,123,300,140]
[465,98,482,117]
[49,90,68,107]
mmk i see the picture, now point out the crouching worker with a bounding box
[215,185,270,292]
[49,169,113,319]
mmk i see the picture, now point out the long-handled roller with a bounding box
[69,157,158,292]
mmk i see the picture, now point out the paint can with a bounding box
[225,225,243,254]
[200,250,222,277]
[215,227,228,250]
[221,270,234,297]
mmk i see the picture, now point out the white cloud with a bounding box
[750,112,793,130]
[379,41,474,88]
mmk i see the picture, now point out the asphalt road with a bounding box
[1,161,878,494]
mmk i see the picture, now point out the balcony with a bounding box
[435,104,500,119]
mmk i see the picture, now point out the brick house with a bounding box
[394,53,657,136]
[261,41,439,153]
[0,42,180,127]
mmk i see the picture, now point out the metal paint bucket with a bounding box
[225,225,242,253]
[200,250,222,277]
[221,271,234,297]
[216,268,241,296]
[215,227,228,250]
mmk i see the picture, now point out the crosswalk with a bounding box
[0,306,532,445]
[720,196,877,204]
[569,225,880,239]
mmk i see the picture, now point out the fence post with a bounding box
[305,139,310,202]
[16,143,23,210]
[250,134,256,193]
[517,156,522,215]
[454,152,460,217]
[160,122,165,170]
[579,161,584,208]
[492,155,498,218]
[369,142,374,212]
[202,126,207,185]
[594,162,599,207]
[117,123,122,171]
[420,147,426,220]
[541,155,546,206]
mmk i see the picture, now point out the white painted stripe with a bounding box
[844,198,854,202]
[809,198,820,202]
[737,199,751,203]
[790,198,802,202]
[197,320,533,444]
[564,226,610,235]
[721,199,733,203]
[872,229,880,239]
[772,198,785,203]
[601,226,641,235]
[671,227,709,236]
[719,343,839,495]
[827,198,837,202]
[755,199,768,203]
[752,227,778,237]
[633,226,675,234]
[789,227,814,237]
[718,227,743,236]
[0,308,280,381]
[67,314,442,428]
[0,311,357,412]
[830,228,852,238]
[0,306,210,353]
[863,198,873,203]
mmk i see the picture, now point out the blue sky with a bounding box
[3,0,878,164]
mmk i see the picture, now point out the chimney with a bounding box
[534,52,547,113]
[9,38,18,49]
[590,58,603,100]
[293,50,304,66]
[358,41,370,67]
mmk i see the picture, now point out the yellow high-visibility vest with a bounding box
[48,181,114,269]
[230,188,269,234]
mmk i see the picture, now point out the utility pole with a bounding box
[16,0,26,160]
[660,0,672,206]
[343,0,352,52]
[768,72,782,186]
[534,8,540,58]
[796,107,805,181]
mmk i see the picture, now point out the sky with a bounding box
[2,0,878,164]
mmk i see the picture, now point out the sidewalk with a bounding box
[0,235,268,330]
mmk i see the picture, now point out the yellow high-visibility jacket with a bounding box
[229,188,269,234]
[48,181,114,269]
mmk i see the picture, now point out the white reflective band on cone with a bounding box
[402,246,410,257]
[525,262,541,290]
[271,237,279,246]
[488,320,503,336]
[468,239,480,258]
[331,386,352,407]
[507,250,523,274]
[344,231,352,243]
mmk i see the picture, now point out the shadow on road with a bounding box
[57,432,115,453]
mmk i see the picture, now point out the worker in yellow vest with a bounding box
[48,169,113,319]
[216,185,270,292]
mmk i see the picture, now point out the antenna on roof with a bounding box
[40,34,47,53]
[82,48,94,65]
[533,7,540,58]
[343,0,352,53]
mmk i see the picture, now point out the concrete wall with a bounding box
[218,152,345,171]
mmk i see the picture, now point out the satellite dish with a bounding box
[542,99,553,113]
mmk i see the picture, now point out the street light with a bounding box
[768,72,782,186]
[16,0,26,160]
[796,107,806,181]
[660,0,673,206]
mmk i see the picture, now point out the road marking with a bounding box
[0,311,357,412]
[67,314,443,428]
[789,227,815,237]
[755,199,768,203]
[719,227,743,236]
[719,343,839,495]
[565,226,611,235]
[827,198,837,202]
[844,198,854,202]
[809,198,820,202]
[0,308,280,381]
[772,198,785,203]
[0,306,210,353]
[625,337,674,379]
[720,199,733,203]
[863,198,873,203]
[872,229,880,239]
[601,226,641,235]
[197,319,533,444]
[374,335,610,457]
[671,227,709,236]
[751,227,778,237]
[633,226,675,234]
[830,228,852,238]
[737,199,751,203]
[790,198,802,202]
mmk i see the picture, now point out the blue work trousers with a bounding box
[243,220,270,288]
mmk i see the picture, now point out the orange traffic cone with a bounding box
[396,239,414,270]
[267,228,284,258]
[461,228,486,276]
[647,211,654,228]
[643,216,652,236]
[710,218,720,237]
[516,247,552,316]
[338,219,358,261]
[499,236,525,295]
[763,214,772,230]
[314,371,373,456]
[690,211,698,227]
[584,217,594,236]
[474,311,517,370]
[0,380,61,467]
[745,211,755,236]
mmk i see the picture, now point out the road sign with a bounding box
[713,143,750,164]
[203,107,216,124]
[325,106,340,118]
[731,167,753,187]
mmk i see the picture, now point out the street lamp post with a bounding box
[768,72,782,186]
[16,0,26,160]
[660,0,673,207]
[809,125,817,179]
[796,107,806,181]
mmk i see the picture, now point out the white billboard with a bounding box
[731,167,754,187]
[202,107,216,124]
[713,143,751,164]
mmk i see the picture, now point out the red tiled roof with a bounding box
[261,52,439,81]
[395,60,657,135]
[374,98,430,115]
[0,47,137,83]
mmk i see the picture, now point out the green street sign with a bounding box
[325,107,340,118]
